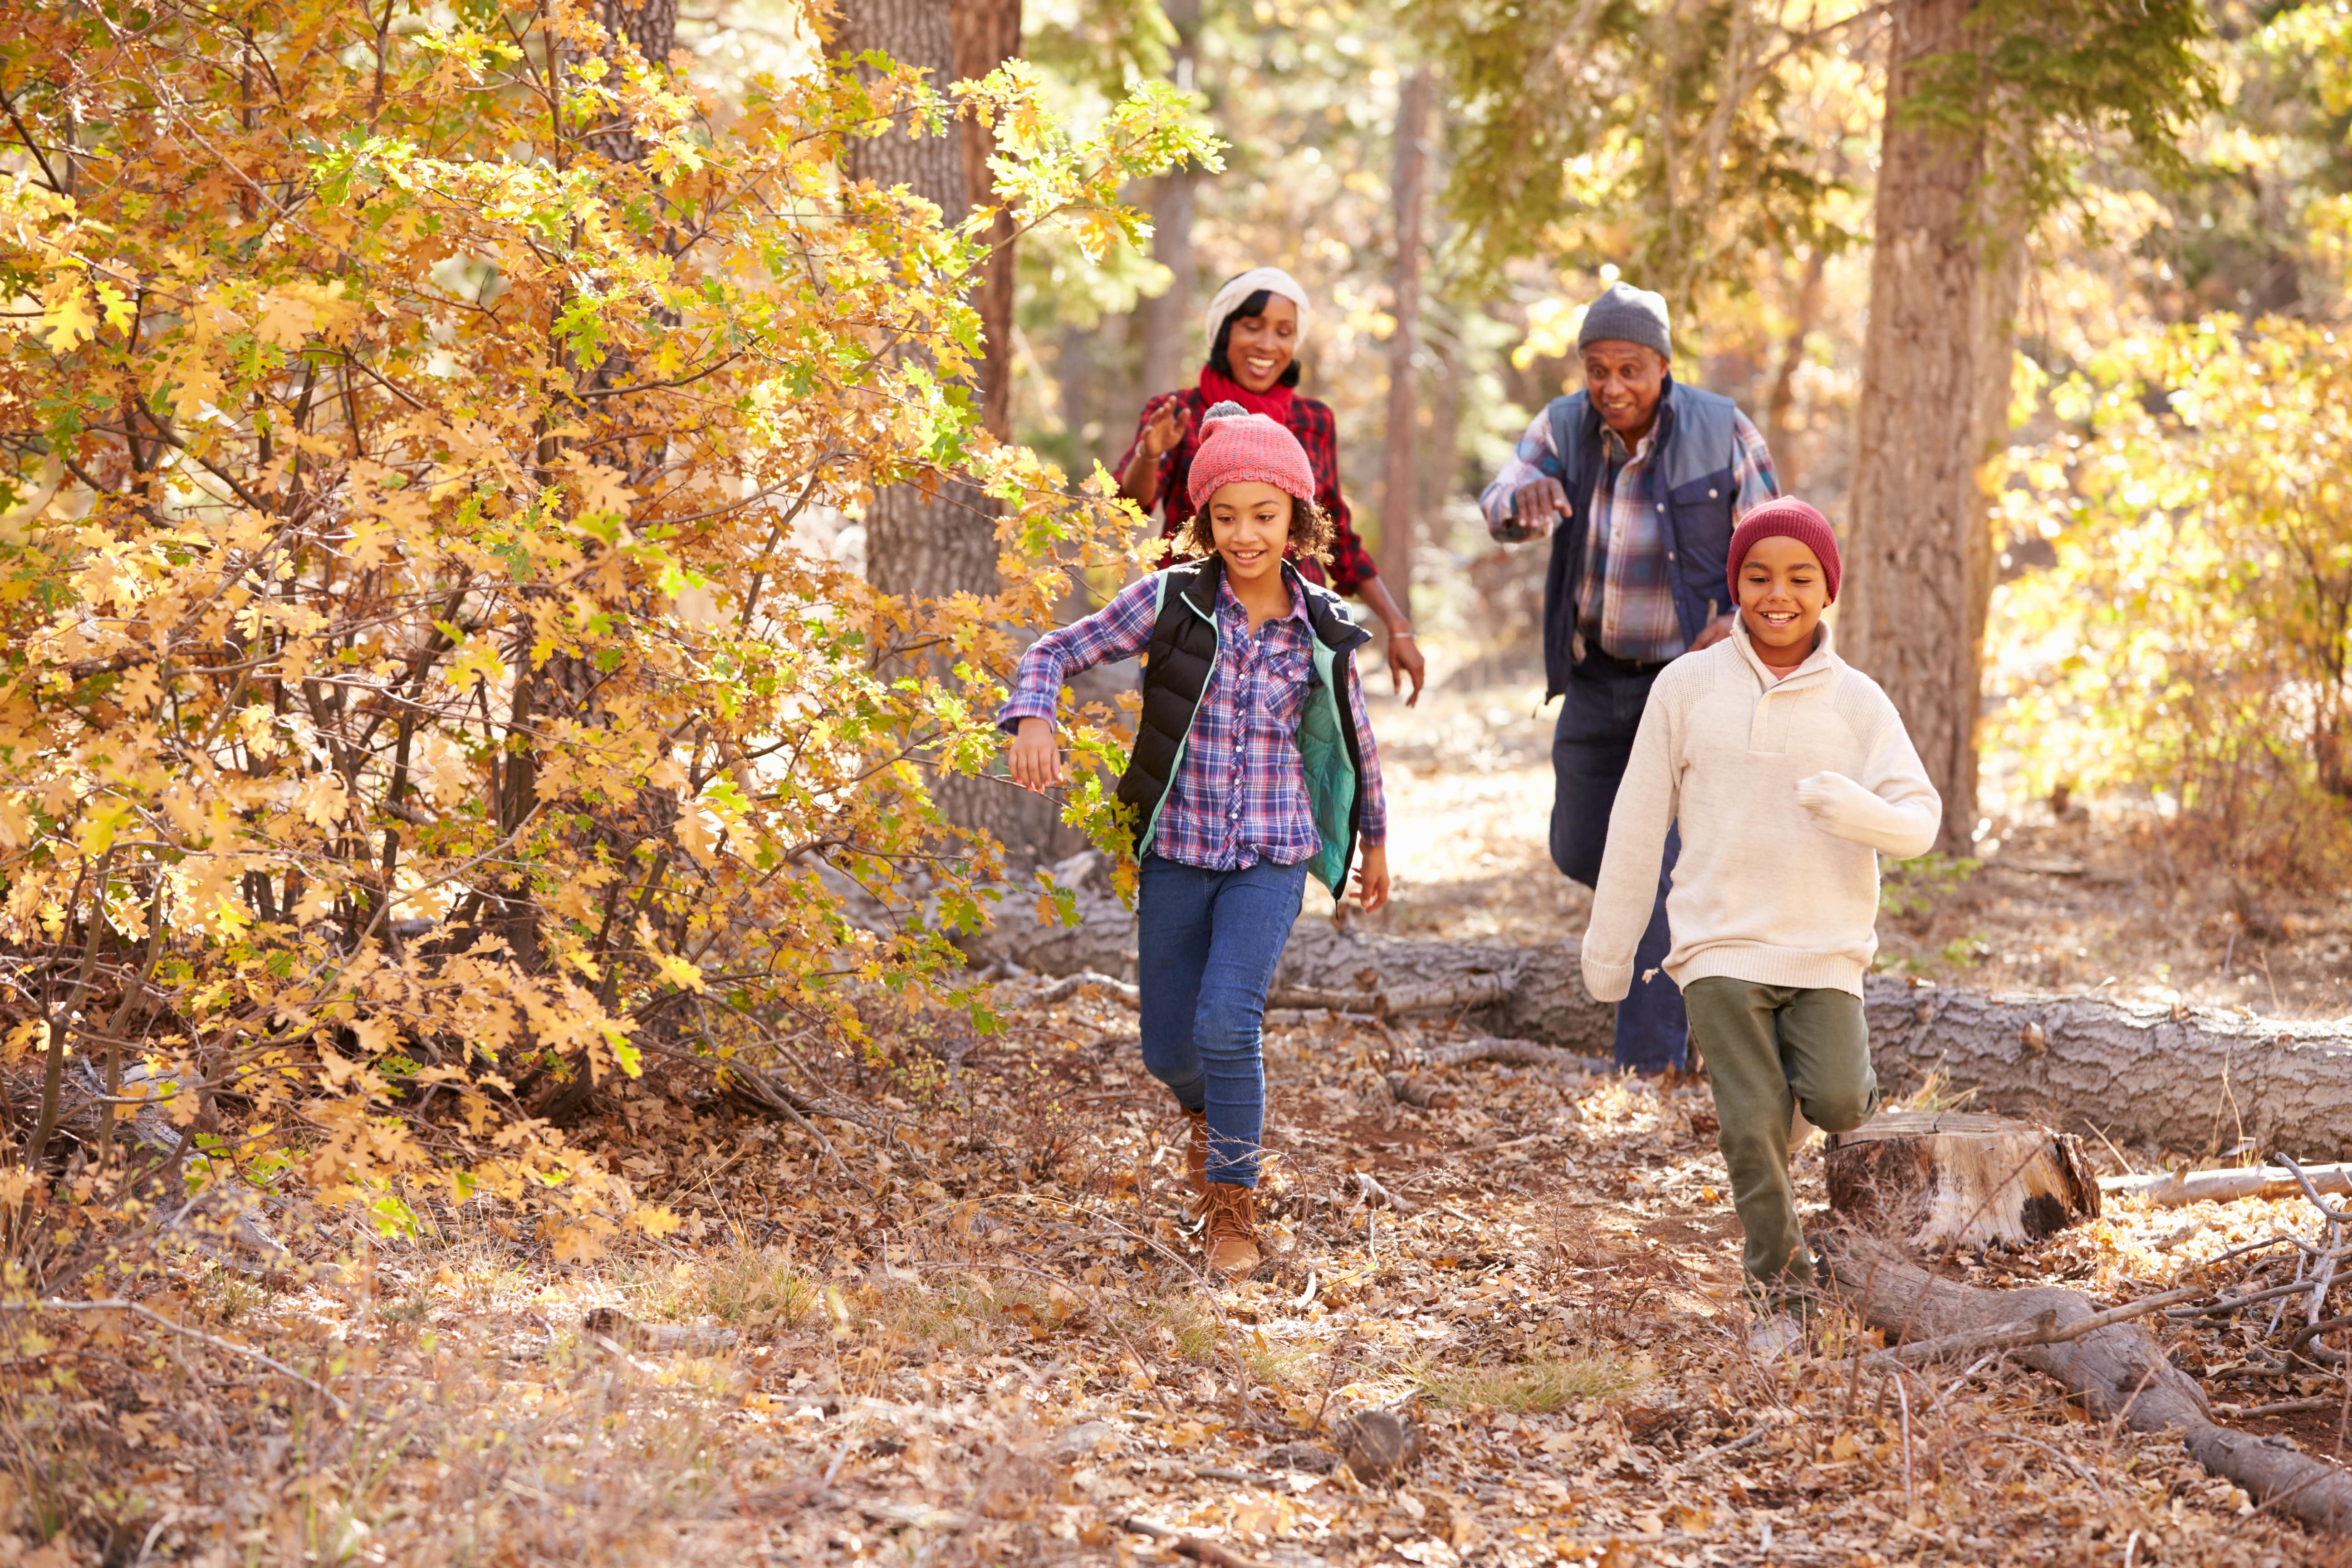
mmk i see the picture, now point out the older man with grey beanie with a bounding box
[1477,280,1781,1074]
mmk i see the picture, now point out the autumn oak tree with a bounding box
[0,0,1200,1256]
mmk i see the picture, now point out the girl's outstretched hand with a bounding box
[1351,844,1391,915]
[1008,717,1064,792]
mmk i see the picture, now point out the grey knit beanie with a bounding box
[1576,281,1672,361]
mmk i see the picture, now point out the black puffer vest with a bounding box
[1114,558,1373,892]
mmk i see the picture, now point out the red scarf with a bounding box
[1198,363,1295,423]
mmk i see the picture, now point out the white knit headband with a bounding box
[1202,267,1313,354]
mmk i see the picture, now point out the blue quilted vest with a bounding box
[1539,378,1745,698]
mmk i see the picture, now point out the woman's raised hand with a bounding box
[1142,401,1191,459]
[1008,717,1065,792]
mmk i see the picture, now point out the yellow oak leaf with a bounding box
[96,281,136,333]
[653,951,706,992]
[39,282,98,351]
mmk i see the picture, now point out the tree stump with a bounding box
[1825,1110,2101,1250]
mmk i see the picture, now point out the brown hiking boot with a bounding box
[1201,1181,1261,1277]
[1182,1108,1209,1201]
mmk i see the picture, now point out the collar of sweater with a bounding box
[1730,615,1840,689]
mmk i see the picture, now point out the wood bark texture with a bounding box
[829,1,993,605]
[1826,1233,2352,1534]
[966,878,2352,1154]
[830,1,1064,856]
[1840,0,2028,854]
[577,0,678,164]
[1824,1110,2101,1250]
[1136,0,1202,402]
[1376,66,1433,610]
[952,0,1022,441]
[1862,980,2352,1159]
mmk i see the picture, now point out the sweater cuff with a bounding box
[1581,956,1634,1004]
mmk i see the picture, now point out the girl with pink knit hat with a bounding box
[1002,405,1393,1279]
[1580,498,1940,1357]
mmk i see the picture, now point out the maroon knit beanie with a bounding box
[1727,498,1841,603]
[1186,401,1317,511]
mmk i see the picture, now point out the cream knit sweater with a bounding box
[1580,621,1941,1002]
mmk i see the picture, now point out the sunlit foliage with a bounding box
[0,0,1201,1254]
[1996,318,2352,883]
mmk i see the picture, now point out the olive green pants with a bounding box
[1684,977,1879,1305]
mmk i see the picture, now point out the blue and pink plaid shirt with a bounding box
[1000,567,1387,870]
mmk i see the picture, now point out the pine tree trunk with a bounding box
[828,1,990,604]
[1377,67,1434,612]
[953,0,1022,442]
[831,1,1058,857]
[1841,0,2027,855]
[1763,244,1827,495]
[582,0,678,164]
[1136,0,1202,401]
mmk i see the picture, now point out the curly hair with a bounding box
[1171,490,1334,569]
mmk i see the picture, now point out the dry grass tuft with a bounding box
[1418,1351,1644,1414]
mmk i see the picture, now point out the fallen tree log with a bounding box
[971,856,2352,1156]
[1826,1111,2101,1250]
[1825,1233,2352,1534]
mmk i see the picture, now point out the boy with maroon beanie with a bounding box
[1580,499,1940,1354]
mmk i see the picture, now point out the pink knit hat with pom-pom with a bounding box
[1186,402,1316,511]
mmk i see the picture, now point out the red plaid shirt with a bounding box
[1118,385,1379,597]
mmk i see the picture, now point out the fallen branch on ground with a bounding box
[1862,1286,2206,1368]
[1035,971,1140,1008]
[1268,973,1513,1019]
[12,1298,348,1417]
[1825,1233,2352,1533]
[994,908,2352,1148]
[1119,1515,1284,1568]
[2102,1163,2352,1208]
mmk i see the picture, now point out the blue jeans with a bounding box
[1136,853,1311,1188]
[1550,654,1689,1074]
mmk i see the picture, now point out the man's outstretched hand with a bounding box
[1687,612,1738,652]
[1506,474,1571,540]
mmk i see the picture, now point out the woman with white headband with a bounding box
[1116,266,1426,704]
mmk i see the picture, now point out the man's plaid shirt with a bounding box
[1119,386,1379,598]
[1480,403,1779,662]
[999,566,1387,870]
